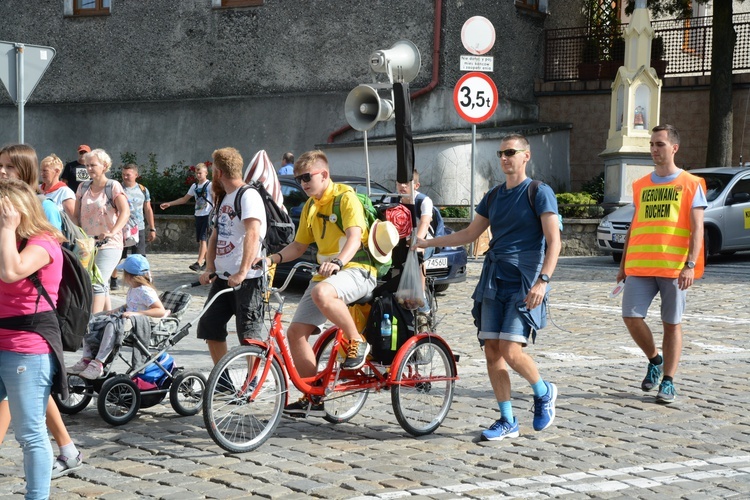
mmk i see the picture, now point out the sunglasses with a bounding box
[294,170,324,184]
[496,148,527,158]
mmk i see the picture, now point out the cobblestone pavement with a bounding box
[2,252,750,499]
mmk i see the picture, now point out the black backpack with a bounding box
[364,291,415,365]
[22,240,93,352]
[225,182,295,254]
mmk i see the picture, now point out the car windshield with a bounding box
[693,173,735,202]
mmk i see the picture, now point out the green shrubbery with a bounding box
[110,152,212,215]
[556,192,603,218]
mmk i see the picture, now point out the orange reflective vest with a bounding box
[624,171,706,279]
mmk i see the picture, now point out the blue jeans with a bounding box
[0,351,56,500]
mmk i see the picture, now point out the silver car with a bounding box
[596,167,750,263]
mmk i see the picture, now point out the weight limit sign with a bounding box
[453,72,498,124]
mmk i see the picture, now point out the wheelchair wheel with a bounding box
[203,345,286,453]
[53,374,93,415]
[170,370,206,416]
[97,375,141,426]
[314,329,369,424]
[391,337,456,436]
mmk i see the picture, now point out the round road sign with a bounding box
[453,72,498,124]
[461,16,496,55]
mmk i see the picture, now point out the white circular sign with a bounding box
[461,16,496,55]
[453,72,499,124]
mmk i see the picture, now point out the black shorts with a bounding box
[196,277,264,342]
[195,215,209,242]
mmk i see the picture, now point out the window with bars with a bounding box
[72,0,111,16]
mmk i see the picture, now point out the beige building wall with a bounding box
[537,74,750,190]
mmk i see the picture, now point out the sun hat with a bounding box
[78,145,91,154]
[116,254,150,276]
[367,220,399,263]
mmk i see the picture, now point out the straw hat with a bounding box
[367,220,399,263]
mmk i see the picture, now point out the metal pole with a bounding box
[15,43,24,143]
[469,124,476,257]
[364,130,371,197]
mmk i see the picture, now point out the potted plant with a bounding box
[650,35,668,78]
[578,38,601,81]
[600,36,625,80]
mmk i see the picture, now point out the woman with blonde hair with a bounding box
[40,153,76,218]
[0,144,84,479]
[74,148,130,313]
[0,178,66,499]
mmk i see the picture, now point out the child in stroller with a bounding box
[68,254,166,379]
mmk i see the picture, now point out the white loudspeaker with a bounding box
[369,39,421,83]
[344,84,394,131]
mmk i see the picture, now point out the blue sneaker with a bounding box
[641,362,663,392]
[532,381,557,432]
[656,380,676,403]
[481,417,520,441]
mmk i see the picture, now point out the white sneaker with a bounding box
[66,358,90,375]
[79,359,103,380]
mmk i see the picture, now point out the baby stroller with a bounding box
[53,285,205,426]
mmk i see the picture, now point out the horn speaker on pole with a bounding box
[344,84,394,131]
[369,39,421,83]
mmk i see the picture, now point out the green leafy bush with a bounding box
[111,152,212,215]
[581,172,605,203]
[439,206,470,219]
[556,192,602,218]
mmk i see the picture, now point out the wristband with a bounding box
[331,258,344,269]
[149,228,156,232]
[275,253,283,264]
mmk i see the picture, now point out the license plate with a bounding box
[425,257,448,270]
[612,233,626,244]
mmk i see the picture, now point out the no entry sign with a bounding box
[453,71,498,124]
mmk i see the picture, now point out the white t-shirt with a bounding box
[126,286,160,313]
[215,186,267,279]
[44,185,76,210]
[187,180,213,216]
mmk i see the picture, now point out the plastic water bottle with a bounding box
[391,317,399,351]
[380,313,392,350]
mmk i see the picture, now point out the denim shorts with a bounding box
[622,276,687,325]
[477,281,530,345]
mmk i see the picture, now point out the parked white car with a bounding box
[596,167,750,263]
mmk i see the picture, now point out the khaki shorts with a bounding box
[291,267,376,334]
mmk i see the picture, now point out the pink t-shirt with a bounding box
[76,180,125,249]
[0,235,63,354]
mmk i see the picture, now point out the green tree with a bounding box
[627,0,742,167]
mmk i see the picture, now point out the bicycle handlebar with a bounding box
[271,262,318,294]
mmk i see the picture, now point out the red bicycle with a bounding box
[202,262,458,453]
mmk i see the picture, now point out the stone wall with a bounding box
[151,215,604,256]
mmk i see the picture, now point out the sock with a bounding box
[59,442,79,460]
[662,375,673,384]
[498,401,514,422]
[531,379,548,398]
[649,354,663,366]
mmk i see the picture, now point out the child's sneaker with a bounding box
[79,359,103,380]
[66,358,90,375]
[481,417,520,441]
[283,395,325,417]
[51,452,83,479]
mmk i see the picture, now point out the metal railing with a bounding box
[544,13,750,82]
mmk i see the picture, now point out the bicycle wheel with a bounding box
[203,345,286,453]
[314,330,369,424]
[170,370,206,416]
[97,375,141,426]
[53,374,93,414]
[391,337,456,436]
